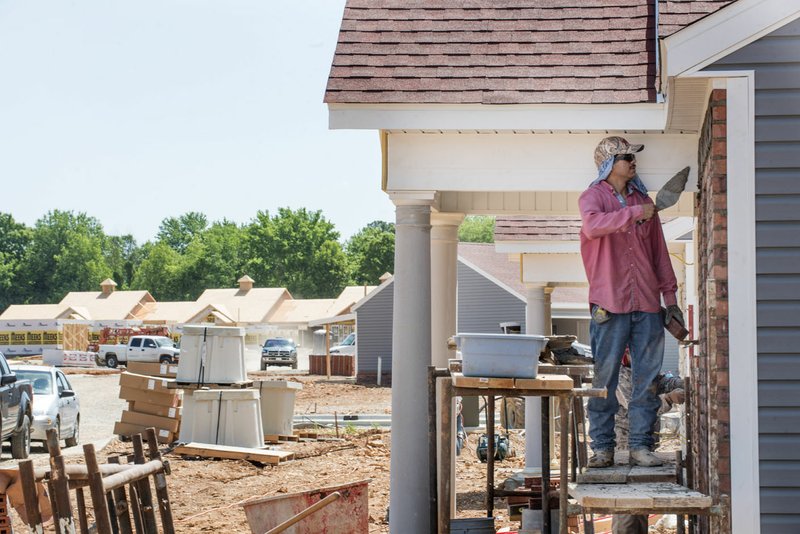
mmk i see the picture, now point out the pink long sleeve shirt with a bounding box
[579,180,678,314]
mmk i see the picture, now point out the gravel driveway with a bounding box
[0,373,126,467]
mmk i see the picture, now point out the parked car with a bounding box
[261,338,298,370]
[97,335,181,368]
[0,351,34,459]
[12,365,80,450]
[329,332,356,356]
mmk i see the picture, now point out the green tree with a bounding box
[18,210,112,303]
[129,242,183,300]
[103,234,140,290]
[157,212,208,253]
[176,220,246,299]
[346,221,395,285]
[245,208,348,298]
[458,216,495,243]
[0,213,32,310]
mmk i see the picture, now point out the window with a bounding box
[130,338,142,348]
[57,371,73,392]
[56,373,69,394]
[143,339,156,348]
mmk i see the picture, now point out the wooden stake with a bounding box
[47,428,76,534]
[146,428,175,534]
[108,456,134,534]
[132,433,159,533]
[84,443,114,534]
[75,488,90,534]
[325,323,331,379]
[18,459,44,531]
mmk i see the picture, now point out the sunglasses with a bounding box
[614,154,636,163]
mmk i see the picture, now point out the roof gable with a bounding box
[195,287,291,323]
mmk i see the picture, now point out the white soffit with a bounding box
[387,133,699,193]
[664,0,800,77]
[328,103,668,131]
[665,78,711,132]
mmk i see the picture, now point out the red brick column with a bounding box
[693,88,731,533]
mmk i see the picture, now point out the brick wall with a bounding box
[692,88,731,532]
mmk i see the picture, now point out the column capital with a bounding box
[388,190,438,207]
[431,212,466,227]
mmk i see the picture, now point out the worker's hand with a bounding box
[638,203,656,222]
[664,304,685,327]
[665,388,685,405]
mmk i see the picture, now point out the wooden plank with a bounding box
[451,373,515,389]
[514,374,573,390]
[264,434,300,444]
[174,443,294,465]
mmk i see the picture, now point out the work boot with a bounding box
[630,448,663,467]
[587,449,614,468]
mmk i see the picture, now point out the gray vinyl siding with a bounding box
[355,281,394,374]
[457,261,527,334]
[707,18,800,531]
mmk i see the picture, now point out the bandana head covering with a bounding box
[589,136,648,196]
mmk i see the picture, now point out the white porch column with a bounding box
[431,213,464,368]
[524,284,548,477]
[389,192,435,534]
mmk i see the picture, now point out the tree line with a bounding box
[0,210,495,312]
[0,209,397,311]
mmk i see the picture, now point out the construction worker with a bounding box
[612,350,685,533]
[579,136,684,469]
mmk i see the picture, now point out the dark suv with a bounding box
[260,338,298,370]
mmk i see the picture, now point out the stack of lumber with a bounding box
[114,363,182,444]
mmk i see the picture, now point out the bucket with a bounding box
[256,380,303,436]
[450,517,495,534]
[177,325,246,384]
[455,333,548,378]
[182,389,263,448]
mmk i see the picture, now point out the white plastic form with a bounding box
[256,380,303,436]
[177,325,247,384]
[180,389,263,448]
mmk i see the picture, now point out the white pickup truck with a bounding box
[97,335,180,369]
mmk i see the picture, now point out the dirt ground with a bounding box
[6,372,681,533]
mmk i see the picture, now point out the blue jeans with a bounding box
[588,308,664,452]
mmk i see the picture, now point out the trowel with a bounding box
[655,166,691,211]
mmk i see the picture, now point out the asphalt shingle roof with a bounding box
[325,0,735,105]
[494,215,582,241]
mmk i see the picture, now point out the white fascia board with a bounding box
[495,242,581,254]
[328,103,668,131]
[664,0,800,77]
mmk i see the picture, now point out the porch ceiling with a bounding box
[385,131,698,216]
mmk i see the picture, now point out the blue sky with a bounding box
[0,1,391,243]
